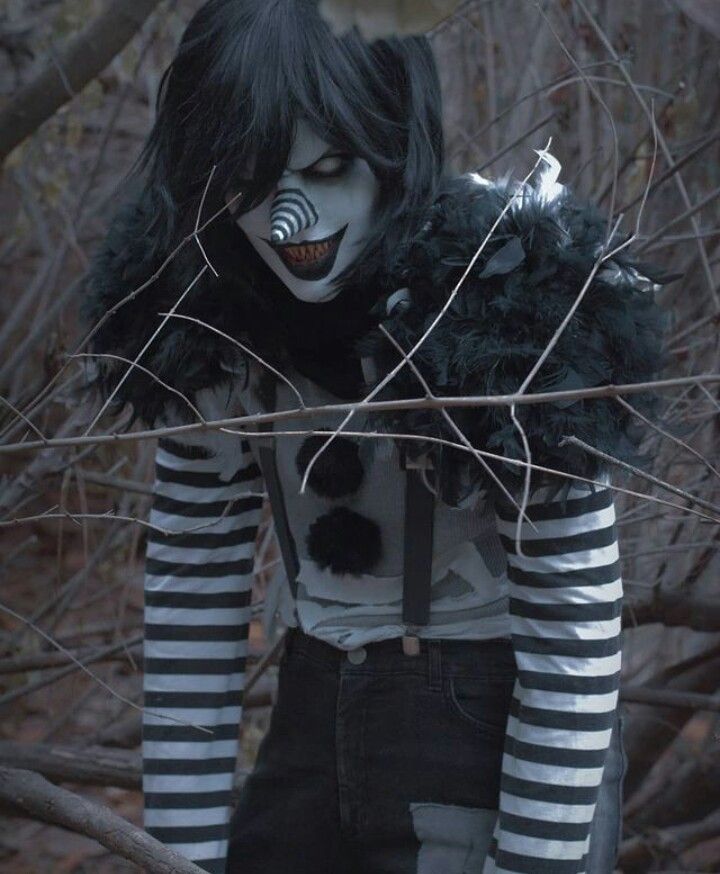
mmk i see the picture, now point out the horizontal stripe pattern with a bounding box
[484,481,622,874]
[144,434,263,872]
[152,494,263,519]
[145,422,621,874]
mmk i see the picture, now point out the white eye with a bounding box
[305,154,352,178]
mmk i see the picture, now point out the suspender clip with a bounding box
[402,635,421,657]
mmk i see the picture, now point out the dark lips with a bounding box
[265,225,348,281]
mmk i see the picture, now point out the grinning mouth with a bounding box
[265,225,348,281]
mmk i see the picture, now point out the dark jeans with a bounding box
[227,629,625,873]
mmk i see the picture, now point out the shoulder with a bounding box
[381,155,672,340]
[366,154,672,498]
[393,158,668,296]
[83,190,251,426]
[154,380,254,471]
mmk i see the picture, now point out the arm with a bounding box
[485,480,622,874]
[143,430,264,874]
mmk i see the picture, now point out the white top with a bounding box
[142,383,622,874]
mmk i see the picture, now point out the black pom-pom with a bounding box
[295,436,364,499]
[306,507,382,576]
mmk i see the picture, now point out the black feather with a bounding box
[306,507,382,575]
[361,175,671,501]
[84,173,671,505]
[295,436,364,499]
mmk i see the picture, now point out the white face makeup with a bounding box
[231,119,379,303]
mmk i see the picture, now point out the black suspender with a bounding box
[258,431,435,650]
[401,457,435,654]
[257,438,300,600]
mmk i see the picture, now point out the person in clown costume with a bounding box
[85,1,667,872]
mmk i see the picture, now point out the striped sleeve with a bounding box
[143,431,264,874]
[484,480,622,874]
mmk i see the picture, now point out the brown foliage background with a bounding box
[0,1,719,871]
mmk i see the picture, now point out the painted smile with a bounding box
[265,225,348,281]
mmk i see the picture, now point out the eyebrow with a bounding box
[287,146,339,173]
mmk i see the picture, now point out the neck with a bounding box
[207,216,385,396]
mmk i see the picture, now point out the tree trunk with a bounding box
[0,0,164,164]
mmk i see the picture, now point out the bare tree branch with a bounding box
[0,0,164,165]
[619,808,720,871]
[0,743,140,790]
[624,591,720,632]
[620,687,720,712]
[0,766,206,874]
[8,373,718,457]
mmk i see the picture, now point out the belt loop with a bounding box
[428,640,442,691]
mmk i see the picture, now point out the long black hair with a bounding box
[85,0,445,422]
[141,0,444,282]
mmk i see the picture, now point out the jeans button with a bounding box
[347,647,367,665]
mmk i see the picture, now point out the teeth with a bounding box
[282,239,332,264]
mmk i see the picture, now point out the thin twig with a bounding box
[378,324,531,520]
[0,601,212,735]
[0,635,143,708]
[615,395,720,482]
[0,394,46,442]
[0,508,240,537]
[573,0,720,310]
[3,373,720,457]
[193,164,219,277]
[84,266,208,434]
[559,435,720,516]
[159,312,305,407]
[223,425,720,525]
[298,143,554,496]
[71,352,206,423]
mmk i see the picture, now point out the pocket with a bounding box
[444,676,514,735]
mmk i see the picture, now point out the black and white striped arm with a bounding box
[485,481,622,874]
[143,432,264,873]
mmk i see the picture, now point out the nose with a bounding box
[270,188,319,244]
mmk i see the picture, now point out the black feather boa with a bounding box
[83,191,259,425]
[361,174,671,502]
[84,174,670,503]
[82,189,381,423]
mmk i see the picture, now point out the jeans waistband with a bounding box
[283,627,517,682]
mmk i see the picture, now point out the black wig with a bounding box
[84,0,446,422]
[140,0,444,283]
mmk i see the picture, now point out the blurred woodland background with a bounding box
[0,0,719,871]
